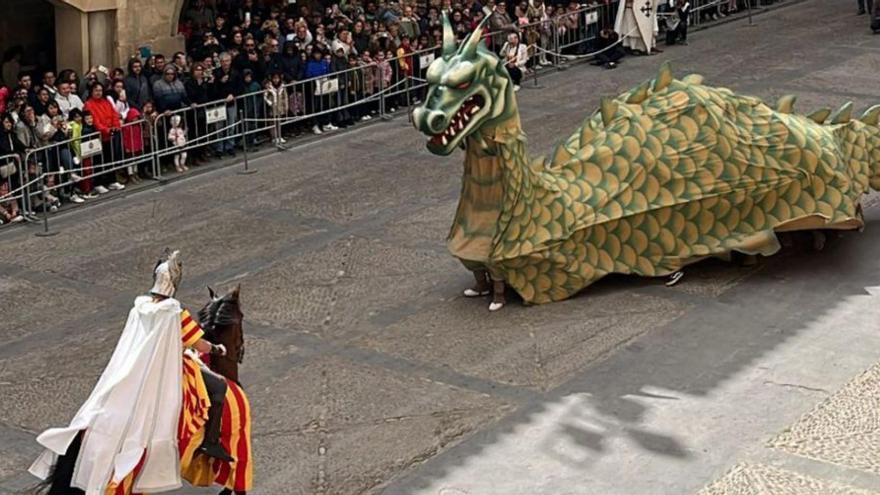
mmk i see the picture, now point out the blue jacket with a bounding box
[304,60,331,80]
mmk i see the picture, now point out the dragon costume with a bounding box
[411,13,880,308]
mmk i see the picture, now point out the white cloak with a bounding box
[615,0,659,53]
[30,296,185,495]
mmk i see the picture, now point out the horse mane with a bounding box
[197,292,241,342]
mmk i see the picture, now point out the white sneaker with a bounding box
[361,115,372,121]
[312,125,323,135]
[488,301,505,312]
[463,288,490,297]
[70,194,85,204]
[279,137,288,144]
[94,185,110,194]
[108,182,125,191]
[10,215,23,223]
[84,192,97,199]
[322,124,334,132]
[514,85,521,92]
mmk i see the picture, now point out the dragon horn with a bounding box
[600,97,619,128]
[830,101,854,124]
[651,61,673,92]
[626,80,651,104]
[442,12,457,60]
[461,7,493,59]
[807,108,831,124]
[860,105,880,126]
[681,73,704,85]
[776,95,796,114]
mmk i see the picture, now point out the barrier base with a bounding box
[237,169,258,175]
[35,230,59,237]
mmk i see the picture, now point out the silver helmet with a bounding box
[150,249,183,298]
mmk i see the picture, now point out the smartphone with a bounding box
[245,12,251,24]
[98,65,109,75]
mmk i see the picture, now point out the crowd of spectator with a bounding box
[0,0,790,226]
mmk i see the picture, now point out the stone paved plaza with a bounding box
[2,1,880,493]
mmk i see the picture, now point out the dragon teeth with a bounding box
[470,106,479,115]
[441,135,448,146]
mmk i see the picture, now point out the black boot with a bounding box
[198,404,235,462]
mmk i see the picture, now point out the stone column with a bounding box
[54,4,89,74]
[87,9,116,70]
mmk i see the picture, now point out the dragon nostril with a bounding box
[428,112,446,133]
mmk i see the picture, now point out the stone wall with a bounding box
[48,0,186,73]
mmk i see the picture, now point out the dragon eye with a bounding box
[456,82,471,90]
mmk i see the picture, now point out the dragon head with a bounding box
[412,10,516,155]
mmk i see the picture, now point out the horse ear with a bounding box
[207,285,216,299]
[231,284,241,300]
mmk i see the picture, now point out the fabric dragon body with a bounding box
[412,15,880,306]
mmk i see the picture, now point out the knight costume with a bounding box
[29,250,233,495]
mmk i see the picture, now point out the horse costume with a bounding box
[31,250,252,494]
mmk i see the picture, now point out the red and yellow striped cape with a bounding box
[105,309,253,494]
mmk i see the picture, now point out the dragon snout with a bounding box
[412,107,448,135]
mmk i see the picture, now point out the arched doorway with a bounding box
[0,0,56,86]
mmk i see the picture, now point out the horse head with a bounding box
[197,284,245,383]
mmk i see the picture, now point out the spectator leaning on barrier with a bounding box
[211,52,244,157]
[83,81,126,194]
[184,63,212,165]
[67,108,95,199]
[152,66,190,114]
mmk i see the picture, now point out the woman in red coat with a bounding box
[83,82,125,193]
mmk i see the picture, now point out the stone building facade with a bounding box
[49,0,186,73]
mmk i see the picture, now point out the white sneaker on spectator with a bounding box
[361,115,372,121]
[84,192,97,199]
[312,125,323,135]
[94,185,110,194]
[11,215,23,223]
[70,194,85,204]
[279,137,288,144]
[322,124,335,132]
[108,182,125,191]
[514,85,521,92]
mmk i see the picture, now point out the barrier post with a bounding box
[554,20,568,71]
[152,117,163,180]
[378,68,392,121]
[238,110,257,175]
[35,180,58,237]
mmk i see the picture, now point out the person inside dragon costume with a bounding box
[412,10,880,311]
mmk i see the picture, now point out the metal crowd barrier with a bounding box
[5,0,780,234]
[0,153,26,226]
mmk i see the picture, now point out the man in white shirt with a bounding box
[55,81,84,120]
